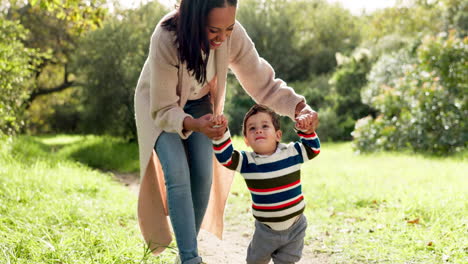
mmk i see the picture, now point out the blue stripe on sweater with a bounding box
[240,154,303,174]
[214,145,234,163]
[241,151,249,170]
[293,143,304,163]
[302,137,320,149]
[251,185,302,204]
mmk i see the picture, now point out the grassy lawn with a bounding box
[1,134,466,263]
[0,135,174,264]
[227,138,468,264]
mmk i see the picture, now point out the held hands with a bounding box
[295,103,319,134]
[210,114,228,128]
[210,114,228,140]
[190,113,227,140]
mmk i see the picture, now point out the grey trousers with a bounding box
[246,214,307,264]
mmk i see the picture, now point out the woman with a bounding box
[134,0,318,263]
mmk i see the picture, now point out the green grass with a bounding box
[1,134,467,263]
[0,135,175,264]
[227,139,468,264]
[38,134,140,173]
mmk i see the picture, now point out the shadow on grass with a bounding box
[17,134,140,173]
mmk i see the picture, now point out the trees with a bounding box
[226,0,362,140]
[0,18,41,134]
[73,1,168,139]
[7,0,106,106]
[2,0,107,133]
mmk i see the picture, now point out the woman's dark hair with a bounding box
[162,0,237,84]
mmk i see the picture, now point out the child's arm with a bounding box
[211,115,243,171]
[297,131,320,160]
[295,113,320,160]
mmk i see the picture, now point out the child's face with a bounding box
[244,112,282,155]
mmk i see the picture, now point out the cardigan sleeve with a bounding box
[228,21,305,120]
[149,26,193,139]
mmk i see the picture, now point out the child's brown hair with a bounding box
[242,104,281,136]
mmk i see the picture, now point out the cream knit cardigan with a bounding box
[134,12,305,255]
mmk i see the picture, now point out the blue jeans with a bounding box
[155,95,213,264]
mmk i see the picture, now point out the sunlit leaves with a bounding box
[27,0,107,35]
[353,31,467,154]
[0,19,41,135]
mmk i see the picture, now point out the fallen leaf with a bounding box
[407,218,420,224]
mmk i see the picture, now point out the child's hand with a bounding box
[210,114,228,128]
[295,114,315,134]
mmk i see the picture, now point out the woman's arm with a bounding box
[149,25,226,139]
[228,21,306,120]
[149,26,194,138]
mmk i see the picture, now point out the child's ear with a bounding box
[244,136,250,147]
[275,130,282,142]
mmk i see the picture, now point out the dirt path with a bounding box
[113,173,329,264]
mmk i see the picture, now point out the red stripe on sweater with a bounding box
[222,159,232,167]
[248,180,300,193]
[252,196,304,210]
[298,132,317,138]
[213,139,231,151]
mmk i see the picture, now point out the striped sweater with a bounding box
[212,129,320,230]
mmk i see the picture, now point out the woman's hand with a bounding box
[295,101,319,134]
[184,114,227,139]
[210,114,228,127]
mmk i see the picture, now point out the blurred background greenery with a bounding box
[1,0,466,155]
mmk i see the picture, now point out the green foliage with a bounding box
[362,0,467,43]
[438,0,467,36]
[0,18,40,135]
[74,2,168,139]
[282,75,331,141]
[362,0,442,42]
[27,0,106,34]
[237,0,360,81]
[227,0,361,140]
[224,75,256,136]
[354,32,467,154]
[326,49,376,141]
[5,0,107,134]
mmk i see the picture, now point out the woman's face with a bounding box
[206,5,236,49]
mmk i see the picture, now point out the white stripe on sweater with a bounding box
[212,130,231,145]
[252,201,305,217]
[242,163,301,180]
[213,141,232,154]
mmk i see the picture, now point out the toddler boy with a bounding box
[211,104,320,264]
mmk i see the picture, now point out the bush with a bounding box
[326,49,376,141]
[354,31,467,155]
